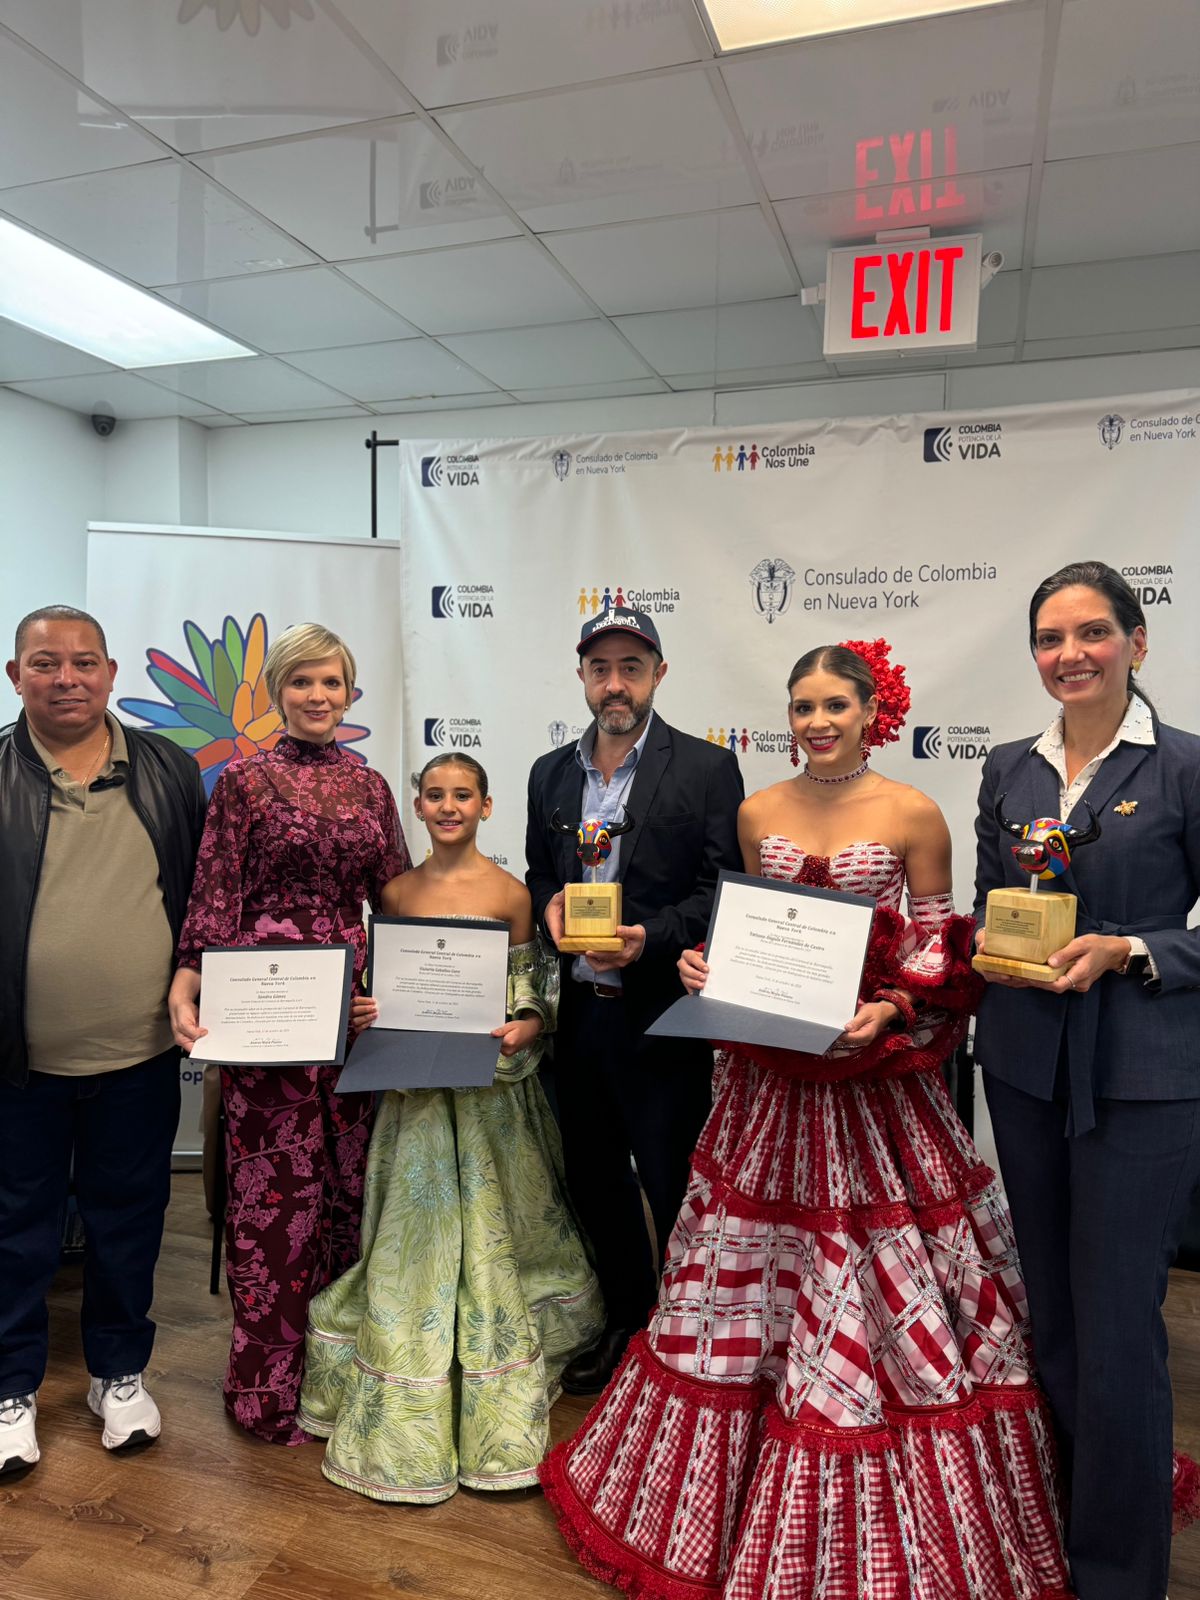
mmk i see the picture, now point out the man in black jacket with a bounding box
[0,606,205,1475]
[526,608,743,1391]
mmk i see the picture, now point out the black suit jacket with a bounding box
[526,715,744,1040]
[974,721,1200,1111]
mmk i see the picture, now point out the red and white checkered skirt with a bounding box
[542,1052,1074,1599]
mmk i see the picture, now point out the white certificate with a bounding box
[703,875,874,1028]
[648,871,876,1056]
[370,917,509,1034]
[191,944,353,1066]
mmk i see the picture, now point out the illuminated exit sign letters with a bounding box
[822,233,982,360]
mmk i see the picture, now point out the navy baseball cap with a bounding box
[577,606,662,656]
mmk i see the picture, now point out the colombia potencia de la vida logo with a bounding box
[912,723,991,760]
[420,452,481,487]
[923,421,1003,463]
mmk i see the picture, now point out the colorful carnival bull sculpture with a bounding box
[550,809,636,873]
[994,793,1102,883]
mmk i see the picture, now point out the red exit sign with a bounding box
[822,234,982,360]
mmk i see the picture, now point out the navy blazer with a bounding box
[525,715,744,1041]
[973,719,1200,1116]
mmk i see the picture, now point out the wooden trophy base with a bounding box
[559,881,625,954]
[972,885,1076,983]
[972,952,1061,982]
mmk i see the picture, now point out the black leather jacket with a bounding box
[0,713,207,1087]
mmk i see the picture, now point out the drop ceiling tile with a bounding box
[942,343,1017,367]
[511,378,670,403]
[440,72,754,232]
[0,0,409,152]
[196,119,518,261]
[716,373,946,422]
[236,405,375,423]
[543,207,795,316]
[0,319,117,382]
[157,266,416,353]
[285,338,494,401]
[7,369,223,419]
[1026,255,1200,339]
[373,391,515,413]
[341,239,594,333]
[126,356,352,413]
[437,320,650,388]
[614,299,823,377]
[0,32,163,191]
[0,161,316,286]
[1034,145,1200,266]
[722,5,1045,200]
[332,0,709,108]
[1023,327,1200,361]
[976,268,1021,346]
[946,348,1200,409]
[670,361,831,390]
[1047,0,1200,160]
[776,166,1029,285]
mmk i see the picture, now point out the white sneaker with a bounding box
[86,1373,161,1450]
[0,1392,39,1474]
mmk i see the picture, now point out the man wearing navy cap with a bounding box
[526,608,743,1392]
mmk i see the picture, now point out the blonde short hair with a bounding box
[263,623,357,708]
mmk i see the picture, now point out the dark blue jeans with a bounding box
[985,1070,1200,1600]
[0,1047,180,1397]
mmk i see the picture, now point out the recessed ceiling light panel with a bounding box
[699,0,1019,50]
[0,220,253,369]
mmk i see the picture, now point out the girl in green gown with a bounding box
[299,755,604,1502]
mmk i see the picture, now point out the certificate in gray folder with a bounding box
[648,871,876,1056]
[336,916,508,1092]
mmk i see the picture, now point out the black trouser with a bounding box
[555,982,713,1331]
[985,1069,1200,1600]
[0,1047,180,1396]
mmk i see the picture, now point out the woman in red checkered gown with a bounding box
[541,642,1074,1600]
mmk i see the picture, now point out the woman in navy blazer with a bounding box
[974,560,1200,1600]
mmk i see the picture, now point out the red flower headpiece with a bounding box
[838,637,911,749]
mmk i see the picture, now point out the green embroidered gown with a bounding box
[298,940,604,1502]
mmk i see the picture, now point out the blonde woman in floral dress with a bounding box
[299,754,604,1502]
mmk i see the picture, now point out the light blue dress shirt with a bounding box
[570,711,654,988]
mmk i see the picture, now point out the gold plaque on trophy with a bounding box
[972,796,1101,982]
[562,882,625,953]
[551,811,634,955]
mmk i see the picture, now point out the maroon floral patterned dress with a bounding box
[177,733,409,1445]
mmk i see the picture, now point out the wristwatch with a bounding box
[1117,941,1150,981]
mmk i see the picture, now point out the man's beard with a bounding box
[591,687,654,736]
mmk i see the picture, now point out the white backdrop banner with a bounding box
[397,391,1200,888]
[87,524,403,1156]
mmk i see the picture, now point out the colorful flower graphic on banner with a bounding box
[117,613,369,795]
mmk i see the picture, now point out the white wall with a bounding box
[101,416,210,530]
[0,386,106,654]
[0,394,214,659]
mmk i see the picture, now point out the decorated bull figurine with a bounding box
[973,794,1102,980]
[549,809,636,953]
[994,794,1102,886]
[550,809,636,876]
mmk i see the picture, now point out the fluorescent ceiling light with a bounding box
[0,219,253,368]
[699,0,1018,49]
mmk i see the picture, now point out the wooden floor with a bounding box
[3,1175,1200,1600]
